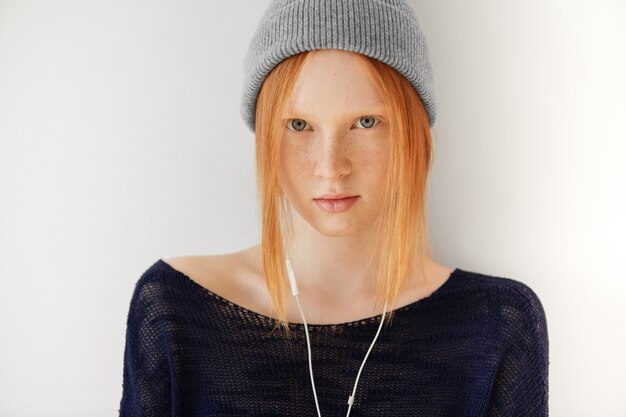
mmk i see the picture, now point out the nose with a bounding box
[313,134,352,179]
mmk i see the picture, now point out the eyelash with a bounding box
[285,115,381,132]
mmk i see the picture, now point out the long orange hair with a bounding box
[254,49,434,338]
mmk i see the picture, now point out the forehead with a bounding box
[288,50,385,116]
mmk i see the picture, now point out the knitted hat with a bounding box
[239,0,437,133]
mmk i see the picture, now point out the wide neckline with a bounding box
[156,258,462,330]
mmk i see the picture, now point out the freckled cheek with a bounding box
[279,149,311,193]
[360,151,390,192]
[282,146,307,170]
[360,146,389,172]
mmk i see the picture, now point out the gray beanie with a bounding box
[240,0,437,133]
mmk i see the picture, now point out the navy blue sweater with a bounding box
[118,259,549,416]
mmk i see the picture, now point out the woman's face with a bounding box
[278,49,390,237]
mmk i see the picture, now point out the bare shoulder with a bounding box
[163,245,266,308]
[163,254,222,283]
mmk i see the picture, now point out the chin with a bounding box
[309,215,365,237]
[316,228,359,238]
[290,203,370,236]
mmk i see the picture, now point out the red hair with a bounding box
[254,50,434,337]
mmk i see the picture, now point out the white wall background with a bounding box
[0,0,624,415]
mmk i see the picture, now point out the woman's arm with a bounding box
[486,284,550,416]
[118,275,172,417]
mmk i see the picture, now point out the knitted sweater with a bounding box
[118,259,549,416]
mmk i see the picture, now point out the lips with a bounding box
[313,195,360,213]
[314,193,357,200]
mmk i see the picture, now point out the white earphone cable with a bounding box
[286,258,388,417]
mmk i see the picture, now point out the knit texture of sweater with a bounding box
[118,259,549,416]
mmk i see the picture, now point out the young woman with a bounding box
[119,1,549,416]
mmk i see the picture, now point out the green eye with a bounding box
[355,116,379,129]
[286,118,309,132]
